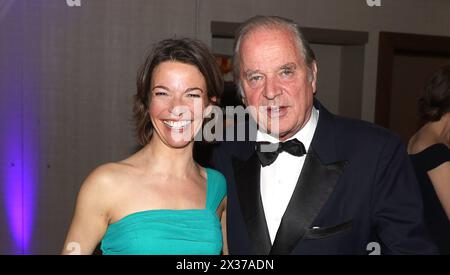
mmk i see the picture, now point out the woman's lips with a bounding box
[163,120,192,128]
[162,120,192,130]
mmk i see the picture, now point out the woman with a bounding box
[62,38,227,255]
[408,65,450,254]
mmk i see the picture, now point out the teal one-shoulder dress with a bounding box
[100,168,226,255]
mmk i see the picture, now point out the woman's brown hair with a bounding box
[419,65,450,122]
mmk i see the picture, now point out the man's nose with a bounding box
[262,76,282,100]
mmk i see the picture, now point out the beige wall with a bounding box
[1,0,450,254]
[390,54,450,144]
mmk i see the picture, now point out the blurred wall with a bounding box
[1,0,450,254]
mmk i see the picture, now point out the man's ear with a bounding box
[311,61,318,94]
[242,95,248,106]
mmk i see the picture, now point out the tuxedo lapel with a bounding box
[269,148,348,255]
[232,150,272,255]
[268,100,349,254]
[229,100,347,255]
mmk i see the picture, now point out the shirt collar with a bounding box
[256,106,319,151]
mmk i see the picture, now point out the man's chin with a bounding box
[257,127,282,139]
[266,127,297,141]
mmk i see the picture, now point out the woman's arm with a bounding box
[219,197,228,255]
[62,166,114,254]
[429,162,450,219]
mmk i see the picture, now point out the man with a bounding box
[212,15,437,254]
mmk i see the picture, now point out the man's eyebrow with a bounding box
[279,63,297,70]
[243,63,297,76]
[243,69,262,77]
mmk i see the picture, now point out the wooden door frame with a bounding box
[375,32,450,128]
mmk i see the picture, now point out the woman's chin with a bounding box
[161,132,195,148]
[165,139,193,149]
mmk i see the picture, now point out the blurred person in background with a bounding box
[408,65,450,254]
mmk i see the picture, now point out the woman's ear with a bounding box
[204,97,218,118]
[209,96,218,105]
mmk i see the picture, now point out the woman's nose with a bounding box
[169,103,189,117]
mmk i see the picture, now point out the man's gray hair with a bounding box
[233,15,316,97]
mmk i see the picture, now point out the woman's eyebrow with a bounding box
[152,85,204,93]
[152,85,170,91]
[185,87,204,93]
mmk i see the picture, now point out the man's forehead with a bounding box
[240,34,302,64]
[243,62,298,75]
[241,26,298,48]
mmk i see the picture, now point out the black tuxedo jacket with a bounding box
[212,100,437,255]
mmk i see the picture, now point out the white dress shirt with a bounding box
[257,107,319,243]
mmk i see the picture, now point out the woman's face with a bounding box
[149,61,211,148]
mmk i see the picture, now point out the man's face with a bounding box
[239,27,317,141]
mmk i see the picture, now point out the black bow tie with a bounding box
[255,138,307,167]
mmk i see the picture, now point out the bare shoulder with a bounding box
[83,162,129,190]
[78,161,136,206]
[407,129,440,154]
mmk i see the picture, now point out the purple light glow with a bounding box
[4,159,27,252]
[1,0,37,254]
[2,74,37,255]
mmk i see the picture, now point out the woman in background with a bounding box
[408,65,450,254]
[62,38,227,255]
